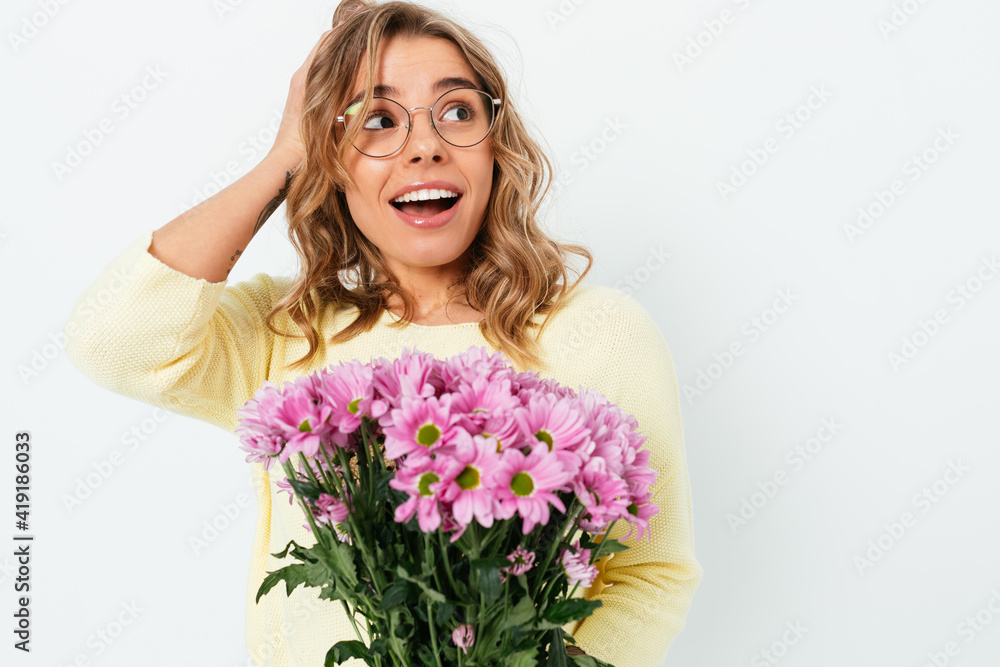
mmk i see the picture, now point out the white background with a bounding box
[2,0,999,665]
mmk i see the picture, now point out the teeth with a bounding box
[392,188,459,203]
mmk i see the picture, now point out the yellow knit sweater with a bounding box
[63,230,703,667]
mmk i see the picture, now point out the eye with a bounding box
[441,105,473,123]
[363,114,397,130]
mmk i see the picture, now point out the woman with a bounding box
[63,1,703,665]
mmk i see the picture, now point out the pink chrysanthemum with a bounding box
[502,545,536,576]
[270,376,336,459]
[437,431,502,529]
[388,456,454,533]
[312,493,350,525]
[494,442,571,534]
[235,381,289,470]
[620,489,659,542]
[320,360,388,435]
[622,449,658,498]
[382,395,460,461]
[447,375,519,433]
[439,345,512,389]
[452,624,475,654]
[376,348,440,403]
[514,394,594,477]
[560,540,599,588]
[275,476,295,505]
[571,457,631,533]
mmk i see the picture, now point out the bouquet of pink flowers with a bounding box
[235,346,659,666]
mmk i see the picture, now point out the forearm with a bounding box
[148,145,300,283]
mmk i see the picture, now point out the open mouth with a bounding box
[390,192,462,218]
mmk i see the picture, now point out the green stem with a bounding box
[320,445,348,497]
[282,459,330,549]
[426,532,444,593]
[438,531,460,593]
[532,505,583,601]
[366,418,388,469]
[426,599,444,667]
[297,451,323,488]
[340,599,365,643]
[589,519,619,566]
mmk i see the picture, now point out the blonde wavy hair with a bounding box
[267,0,593,372]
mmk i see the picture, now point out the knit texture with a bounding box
[63,229,703,667]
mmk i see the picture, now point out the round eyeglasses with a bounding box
[336,88,501,158]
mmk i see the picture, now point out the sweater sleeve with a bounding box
[63,229,283,434]
[566,292,703,666]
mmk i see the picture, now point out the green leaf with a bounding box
[593,539,630,555]
[304,556,335,587]
[318,583,345,602]
[369,637,387,657]
[506,594,536,627]
[378,580,411,610]
[325,640,372,666]
[395,565,446,603]
[506,649,539,667]
[270,539,306,560]
[470,555,507,603]
[546,628,568,667]
[435,601,456,626]
[540,599,603,628]
[255,564,309,603]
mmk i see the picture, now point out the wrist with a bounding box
[264,142,303,174]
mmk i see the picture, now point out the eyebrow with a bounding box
[344,76,482,110]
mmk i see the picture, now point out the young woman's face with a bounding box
[340,35,495,285]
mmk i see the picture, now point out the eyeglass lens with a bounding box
[342,89,495,157]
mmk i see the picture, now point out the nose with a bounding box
[401,106,445,163]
